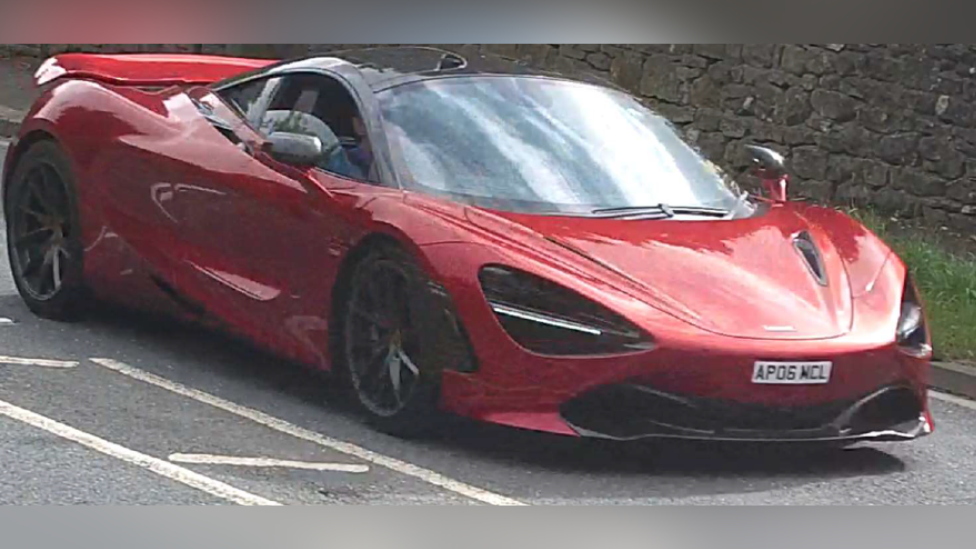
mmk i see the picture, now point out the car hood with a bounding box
[467,205,856,340]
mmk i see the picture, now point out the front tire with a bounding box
[4,140,87,320]
[339,245,443,437]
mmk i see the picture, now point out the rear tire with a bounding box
[4,140,87,321]
[337,244,444,437]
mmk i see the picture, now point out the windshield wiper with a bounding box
[667,205,731,217]
[590,205,671,219]
[590,204,730,219]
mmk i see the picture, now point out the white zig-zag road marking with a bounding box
[169,453,370,473]
[90,358,525,506]
[0,397,280,506]
[0,355,78,368]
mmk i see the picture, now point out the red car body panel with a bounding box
[413,199,930,435]
[34,53,277,87]
[4,53,933,442]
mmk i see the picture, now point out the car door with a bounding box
[143,86,312,365]
[94,82,285,325]
[172,74,386,366]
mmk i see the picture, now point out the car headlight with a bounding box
[896,275,931,357]
[478,265,654,356]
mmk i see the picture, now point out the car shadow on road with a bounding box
[419,418,908,480]
[32,298,908,483]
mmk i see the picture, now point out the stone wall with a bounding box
[2,43,976,232]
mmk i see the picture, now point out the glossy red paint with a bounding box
[421,203,929,432]
[34,53,277,87]
[4,53,932,442]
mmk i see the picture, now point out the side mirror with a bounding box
[745,144,789,202]
[263,132,324,166]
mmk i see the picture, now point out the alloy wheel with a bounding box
[9,163,74,301]
[344,258,425,417]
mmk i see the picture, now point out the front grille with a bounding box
[560,382,921,440]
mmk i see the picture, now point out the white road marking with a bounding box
[91,358,526,506]
[930,389,976,411]
[0,397,281,506]
[169,453,370,473]
[0,355,78,368]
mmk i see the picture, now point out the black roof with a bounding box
[254,46,622,92]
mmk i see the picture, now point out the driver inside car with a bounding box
[345,114,374,180]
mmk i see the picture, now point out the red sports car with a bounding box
[3,47,933,442]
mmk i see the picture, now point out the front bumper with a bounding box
[560,383,932,442]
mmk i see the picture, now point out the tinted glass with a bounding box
[218,77,280,127]
[379,77,747,215]
[255,75,375,182]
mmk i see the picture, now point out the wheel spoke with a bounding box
[14,227,53,250]
[30,174,58,216]
[37,248,56,294]
[360,343,391,383]
[366,349,396,397]
[21,250,45,279]
[352,333,391,362]
[350,304,391,331]
[19,205,47,222]
[388,352,402,403]
[398,349,420,377]
[26,170,46,205]
[52,247,62,289]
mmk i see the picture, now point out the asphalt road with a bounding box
[3,139,976,505]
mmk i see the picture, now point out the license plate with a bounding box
[752,361,832,385]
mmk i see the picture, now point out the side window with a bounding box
[218,77,281,128]
[257,74,376,183]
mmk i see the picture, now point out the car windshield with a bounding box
[378,76,749,216]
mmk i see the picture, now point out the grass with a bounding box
[849,208,976,362]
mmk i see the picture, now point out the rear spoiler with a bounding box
[34,53,278,88]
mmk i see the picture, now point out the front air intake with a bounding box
[794,231,827,286]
